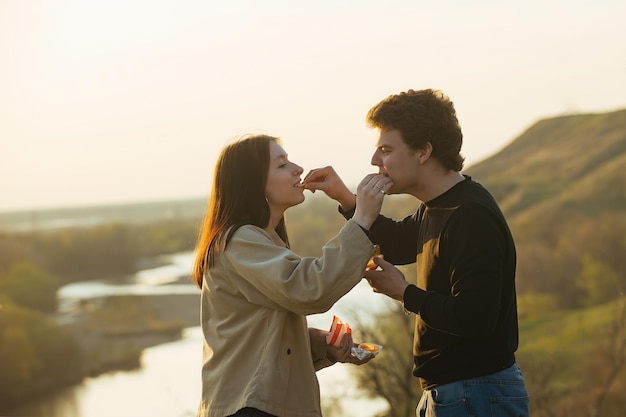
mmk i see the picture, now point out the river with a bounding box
[7,252,394,417]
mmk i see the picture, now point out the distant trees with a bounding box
[0,218,199,284]
[287,194,346,257]
[588,298,626,417]
[0,298,84,408]
[38,223,138,279]
[515,212,626,309]
[576,254,620,307]
[0,262,59,313]
[0,262,83,408]
[347,301,421,417]
[518,298,626,417]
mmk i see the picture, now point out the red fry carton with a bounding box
[326,315,352,347]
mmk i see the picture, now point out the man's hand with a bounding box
[364,256,409,301]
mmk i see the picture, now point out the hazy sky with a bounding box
[2,0,625,212]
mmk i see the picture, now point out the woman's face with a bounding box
[265,141,305,213]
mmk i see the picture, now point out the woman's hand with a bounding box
[327,333,374,365]
[302,166,356,210]
[352,174,393,230]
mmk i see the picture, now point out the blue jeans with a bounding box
[416,364,530,417]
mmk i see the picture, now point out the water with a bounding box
[7,252,393,417]
[9,328,202,417]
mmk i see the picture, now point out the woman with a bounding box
[192,135,389,417]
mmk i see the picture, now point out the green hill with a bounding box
[516,297,626,416]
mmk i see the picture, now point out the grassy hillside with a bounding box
[516,297,626,415]
[465,109,626,226]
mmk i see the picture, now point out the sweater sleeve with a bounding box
[340,204,422,265]
[403,284,428,314]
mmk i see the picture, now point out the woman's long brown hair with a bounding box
[192,135,289,288]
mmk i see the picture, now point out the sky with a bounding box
[1,0,625,212]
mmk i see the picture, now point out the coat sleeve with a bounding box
[309,327,335,371]
[223,219,375,315]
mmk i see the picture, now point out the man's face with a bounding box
[371,129,421,195]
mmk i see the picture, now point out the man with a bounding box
[303,89,529,417]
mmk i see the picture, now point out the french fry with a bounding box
[367,245,383,270]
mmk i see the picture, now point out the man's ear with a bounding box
[416,142,433,163]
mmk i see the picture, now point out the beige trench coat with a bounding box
[197,219,375,417]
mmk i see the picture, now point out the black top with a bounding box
[344,175,519,389]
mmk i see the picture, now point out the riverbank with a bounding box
[62,293,200,376]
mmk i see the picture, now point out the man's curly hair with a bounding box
[366,89,465,171]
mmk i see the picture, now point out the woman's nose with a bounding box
[294,164,304,175]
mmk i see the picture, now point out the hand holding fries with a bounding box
[367,245,383,270]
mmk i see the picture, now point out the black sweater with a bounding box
[350,176,519,389]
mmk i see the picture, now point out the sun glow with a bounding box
[1,0,625,211]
